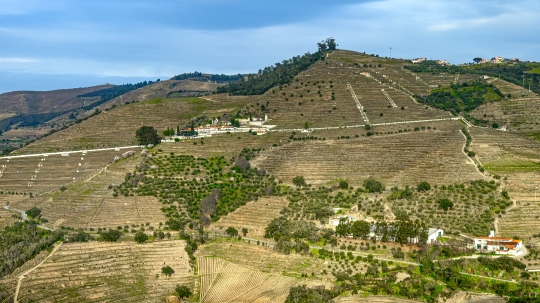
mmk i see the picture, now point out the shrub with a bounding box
[225,227,239,237]
[438,198,454,211]
[293,176,307,187]
[134,231,148,243]
[363,177,385,193]
[26,207,41,219]
[417,181,431,192]
[175,285,192,298]
[100,229,122,242]
[161,265,175,277]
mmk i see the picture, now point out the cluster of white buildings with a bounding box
[161,114,276,142]
[468,231,523,256]
[411,58,449,66]
[328,212,522,255]
[477,57,520,64]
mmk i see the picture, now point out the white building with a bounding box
[468,232,523,256]
[427,228,444,244]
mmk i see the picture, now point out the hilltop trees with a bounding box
[216,48,325,95]
[135,126,159,146]
[317,37,338,52]
[473,57,482,64]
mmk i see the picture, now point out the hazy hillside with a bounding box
[0,85,114,116]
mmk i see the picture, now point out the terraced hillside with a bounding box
[9,241,192,303]
[16,96,253,154]
[209,196,289,238]
[0,149,130,194]
[244,52,457,129]
[252,120,483,186]
[198,256,324,303]
[469,127,540,169]
[468,127,540,239]
[6,150,167,229]
[469,96,540,135]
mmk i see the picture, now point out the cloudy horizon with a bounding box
[1,0,539,93]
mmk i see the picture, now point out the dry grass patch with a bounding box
[197,254,327,303]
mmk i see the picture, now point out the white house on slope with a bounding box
[427,228,444,244]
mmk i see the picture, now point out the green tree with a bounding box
[242,228,248,237]
[292,176,307,187]
[338,180,349,189]
[26,207,41,219]
[438,198,454,211]
[417,181,431,192]
[317,40,328,52]
[134,231,148,243]
[350,220,370,239]
[326,37,338,50]
[136,126,160,145]
[473,57,482,64]
[492,122,499,129]
[336,219,351,237]
[225,227,238,237]
[161,265,175,277]
[363,177,385,193]
[175,284,192,299]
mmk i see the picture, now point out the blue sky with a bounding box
[1,0,539,93]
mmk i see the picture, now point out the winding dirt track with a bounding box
[13,242,63,303]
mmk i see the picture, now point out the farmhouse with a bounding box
[468,232,523,256]
[427,228,444,244]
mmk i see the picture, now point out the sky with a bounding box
[1,0,539,93]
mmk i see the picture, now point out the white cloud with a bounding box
[1,0,540,81]
[0,57,39,63]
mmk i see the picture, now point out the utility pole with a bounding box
[390,47,392,58]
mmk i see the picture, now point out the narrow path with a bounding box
[459,272,518,284]
[3,206,54,231]
[211,233,420,266]
[13,242,63,303]
[1,145,141,160]
[346,82,370,123]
